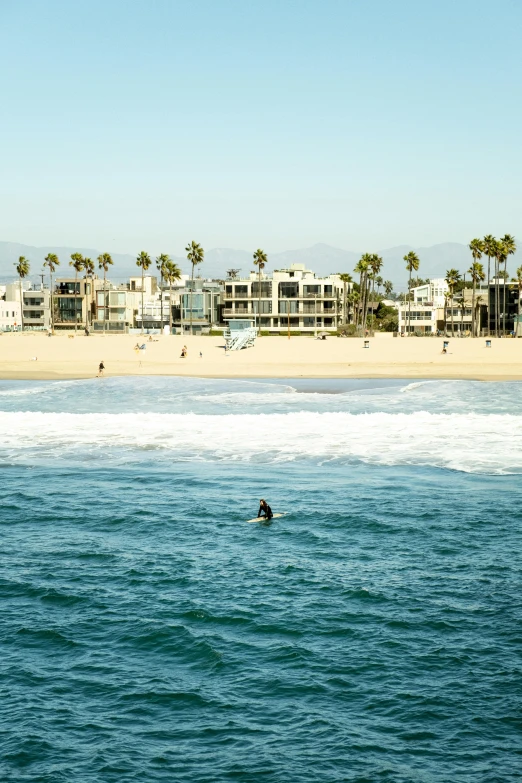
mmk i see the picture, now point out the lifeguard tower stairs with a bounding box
[224,319,258,351]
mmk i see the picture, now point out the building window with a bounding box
[303,285,320,296]
[303,317,315,326]
[235,285,248,297]
[324,285,333,296]
[279,282,299,298]
[252,301,272,314]
[251,281,272,297]
[279,300,299,314]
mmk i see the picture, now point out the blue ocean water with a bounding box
[1,377,521,782]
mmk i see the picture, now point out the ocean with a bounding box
[1,376,521,782]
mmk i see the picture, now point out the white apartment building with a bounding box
[0,299,22,331]
[223,264,346,333]
[411,278,448,306]
[397,303,439,334]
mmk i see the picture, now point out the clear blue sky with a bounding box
[0,0,521,255]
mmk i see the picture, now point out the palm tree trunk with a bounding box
[515,284,522,337]
[407,270,412,334]
[103,270,107,335]
[471,282,476,337]
[487,256,491,335]
[258,267,261,334]
[343,281,347,325]
[502,258,507,337]
[190,263,194,336]
[495,259,499,337]
[20,279,24,332]
[50,273,54,334]
[169,279,173,335]
[141,267,144,335]
[74,271,78,333]
[451,290,454,335]
[160,275,164,334]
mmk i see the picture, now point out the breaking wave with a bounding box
[1,410,521,474]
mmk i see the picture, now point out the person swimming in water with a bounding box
[258,499,273,520]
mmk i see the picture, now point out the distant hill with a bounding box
[2,240,520,291]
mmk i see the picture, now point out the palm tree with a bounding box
[156,254,171,333]
[404,251,420,335]
[136,251,152,335]
[185,241,204,336]
[384,280,393,298]
[338,273,352,324]
[369,254,383,329]
[445,268,461,336]
[15,256,30,331]
[354,255,370,330]
[69,253,84,332]
[83,257,95,330]
[458,294,468,334]
[163,260,182,335]
[97,253,114,334]
[468,260,485,337]
[468,239,484,338]
[43,253,59,334]
[499,234,516,335]
[482,235,496,335]
[253,249,268,333]
[443,291,450,336]
[511,265,522,338]
[375,275,384,296]
[347,291,359,325]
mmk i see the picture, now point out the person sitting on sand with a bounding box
[98,361,105,377]
[257,499,273,520]
[181,345,187,358]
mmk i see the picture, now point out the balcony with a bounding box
[223,308,251,317]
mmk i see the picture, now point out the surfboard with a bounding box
[247,513,284,523]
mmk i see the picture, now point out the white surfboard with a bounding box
[247,513,285,523]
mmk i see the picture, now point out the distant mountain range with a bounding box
[1,240,520,291]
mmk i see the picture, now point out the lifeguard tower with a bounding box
[223,318,258,350]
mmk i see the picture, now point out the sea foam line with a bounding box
[1,410,521,473]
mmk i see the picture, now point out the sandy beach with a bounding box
[0,332,521,381]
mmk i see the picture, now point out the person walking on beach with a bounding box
[98,361,105,377]
[258,499,273,520]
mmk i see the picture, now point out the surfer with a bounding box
[258,499,273,520]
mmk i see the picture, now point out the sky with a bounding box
[0,0,521,255]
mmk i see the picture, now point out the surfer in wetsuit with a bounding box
[258,499,273,520]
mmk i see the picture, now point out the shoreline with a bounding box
[1,333,522,382]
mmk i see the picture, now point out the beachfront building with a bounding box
[223,264,345,334]
[93,286,135,333]
[22,289,51,331]
[179,279,222,334]
[0,297,22,331]
[53,277,104,330]
[411,278,448,306]
[397,303,439,334]
[487,280,520,335]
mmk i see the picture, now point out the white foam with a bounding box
[1,410,521,474]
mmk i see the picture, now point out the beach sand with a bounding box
[0,333,522,380]
[0,332,521,381]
